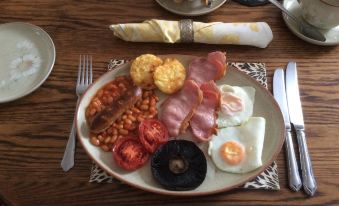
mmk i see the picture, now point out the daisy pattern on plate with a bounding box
[9,54,42,81]
[0,40,42,89]
[17,40,34,50]
[16,40,35,56]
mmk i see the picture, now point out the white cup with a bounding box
[299,0,339,29]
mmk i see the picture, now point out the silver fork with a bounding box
[61,55,93,172]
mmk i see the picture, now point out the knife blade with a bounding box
[285,62,317,196]
[273,69,302,192]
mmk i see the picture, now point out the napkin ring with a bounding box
[179,19,194,43]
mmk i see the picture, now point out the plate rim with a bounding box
[155,0,227,16]
[76,54,285,196]
[0,22,56,103]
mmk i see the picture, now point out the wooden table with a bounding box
[0,1,338,205]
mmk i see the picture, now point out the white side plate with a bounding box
[0,22,56,103]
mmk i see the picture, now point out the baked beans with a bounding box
[86,76,159,152]
[85,76,131,119]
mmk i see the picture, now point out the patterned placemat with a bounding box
[89,59,280,190]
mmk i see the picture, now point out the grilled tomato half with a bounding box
[113,136,149,171]
[139,119,169,153]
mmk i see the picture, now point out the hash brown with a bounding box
[130,54,163,89]
[153,58,186,94]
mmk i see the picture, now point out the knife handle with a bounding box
[296,129,317,196]
[285,130,302,191]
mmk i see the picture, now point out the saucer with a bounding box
[156,0,227,16]
[0,22,55,103]
[283,0,339,46]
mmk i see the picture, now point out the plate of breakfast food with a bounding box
[76,51,285,196]
[155,0,228,16]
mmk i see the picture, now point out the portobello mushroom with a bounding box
[151,140,207,191]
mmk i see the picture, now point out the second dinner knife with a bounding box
[285,62,317,196]
[273,69,302,192]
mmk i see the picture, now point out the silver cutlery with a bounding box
[268,0,326,42]
[273,69,302,192]
[61,55,93,172]
[285,62,317,196]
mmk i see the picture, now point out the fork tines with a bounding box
[78,55,93,85]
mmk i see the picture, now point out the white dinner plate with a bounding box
[0,22,56,103]
[76,55,285,196]
[283,0,339,46]
[156,0,228,16]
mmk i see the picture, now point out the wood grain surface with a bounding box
[0,0,339,205]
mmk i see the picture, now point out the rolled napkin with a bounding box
[110,19,273,48]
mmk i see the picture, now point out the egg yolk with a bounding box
[219,141,245,165]
[220,92,244,116]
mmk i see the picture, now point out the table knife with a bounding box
[273,69,302,192]
[285,62,317,196]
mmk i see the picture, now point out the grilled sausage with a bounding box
[89,85,142,133]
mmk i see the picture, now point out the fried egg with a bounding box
[208,117,266,174]
[217,85,255,128]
